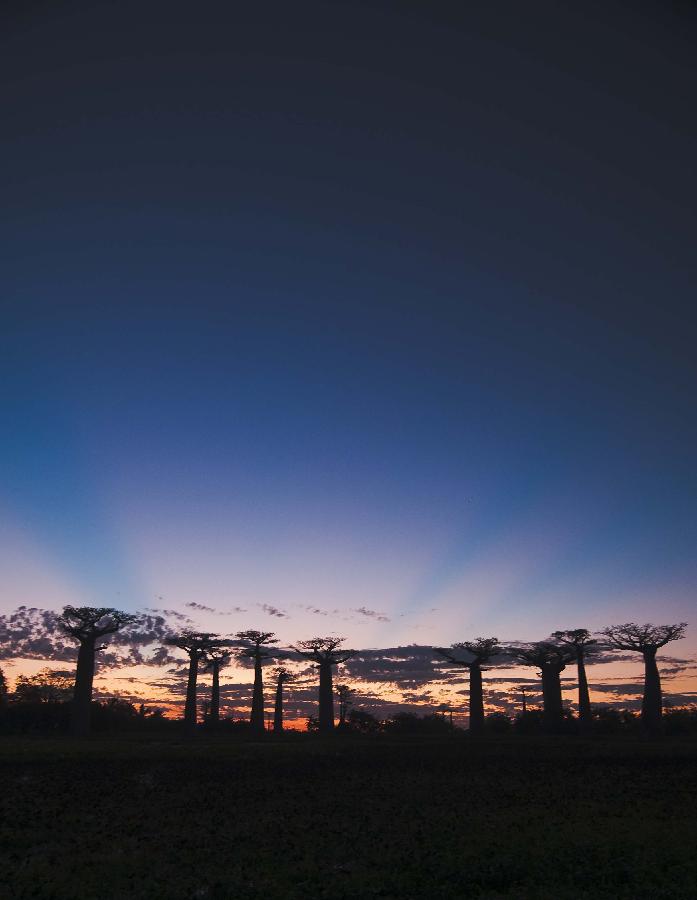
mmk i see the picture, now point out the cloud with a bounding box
[2,609,695,721]
[664,692,697,705]
[146,607,192,623]
[0,606,75,661]
[258,604,288,619]
[111,613,177,646]
[0,607,180,669]
[354,607,390,623]
[183,602,248,615]
[590,682,644,695]
[342,646,446,688]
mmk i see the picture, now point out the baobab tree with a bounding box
[271,666,293,733]
[509,641,576,733]
[203,641,234,726]
[551,628,597,733]
[336,683,354,726]
[520,685,528,714]
[236,630,278,734]
[434,637,500,735]
[293,637,356,734]
[0,667,7,708]
[58,605,136,736]
[599,622,687,735]
[165,631,218,730]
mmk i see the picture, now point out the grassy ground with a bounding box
[1,735,696,899]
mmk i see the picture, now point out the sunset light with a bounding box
[2,2,696,897]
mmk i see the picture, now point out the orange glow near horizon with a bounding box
[5,648,696,728]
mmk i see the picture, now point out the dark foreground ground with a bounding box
[1,736,696,900]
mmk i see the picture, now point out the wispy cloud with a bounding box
[354,606,390,623]
[259,603,288,619]
[184,601,248,615]
[146,607,192,623]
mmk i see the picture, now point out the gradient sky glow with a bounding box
[2,2,696,715]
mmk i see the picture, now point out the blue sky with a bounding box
[2,1,695,659]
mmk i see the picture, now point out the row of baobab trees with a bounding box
[52,606,688,737]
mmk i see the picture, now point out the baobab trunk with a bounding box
[250,655,265,734]
[641,649,662,735]
[210,661,220,725]
[318,662,334,734]
[274,679,284,733]
[184,655,199,730]
[468,664,484,734]
[541,667,564,732]
[72,637,96,736]
[576,651,592,733]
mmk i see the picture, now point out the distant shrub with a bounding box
[383,712,454,735]
[513,709,544,735]
[340,709,382,734]
[592,707,639,735]
[484,711,512,734]
[14,668,73,703]
[0,697,181,736]
[0,699,71,734]
[664,706,697,736]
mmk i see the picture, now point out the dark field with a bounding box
[1,736,696,900]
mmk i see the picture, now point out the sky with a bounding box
[1,1,696,718]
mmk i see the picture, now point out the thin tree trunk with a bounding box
[468,663,484,734]
[250,654,265,734]
[184,653,199,730]
[274,678,284,733]
[576,651,592,733]
[72,637,96,737]
[210,661,220,725]
[642,649,662,735]
[318,662,334,734]
[541,666,563,732]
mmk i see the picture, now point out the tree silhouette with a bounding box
[236,630,278,735]
[336,683,354,726]
[14,668,73,703]
[509,642,576,733]
[0,667,7,708]
[294,637,356,734]
[345,708,381,734]
[599,622,687,735]
[165,631,219,730]
[551,629,597,733]
[520,685,528,714]
[434,637,500,735]
[58,606,136,736]
[203,642,234,726]
[271,666,293,733]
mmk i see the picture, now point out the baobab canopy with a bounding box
[1,603,691,736]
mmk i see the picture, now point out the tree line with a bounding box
[0,605,689,738]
